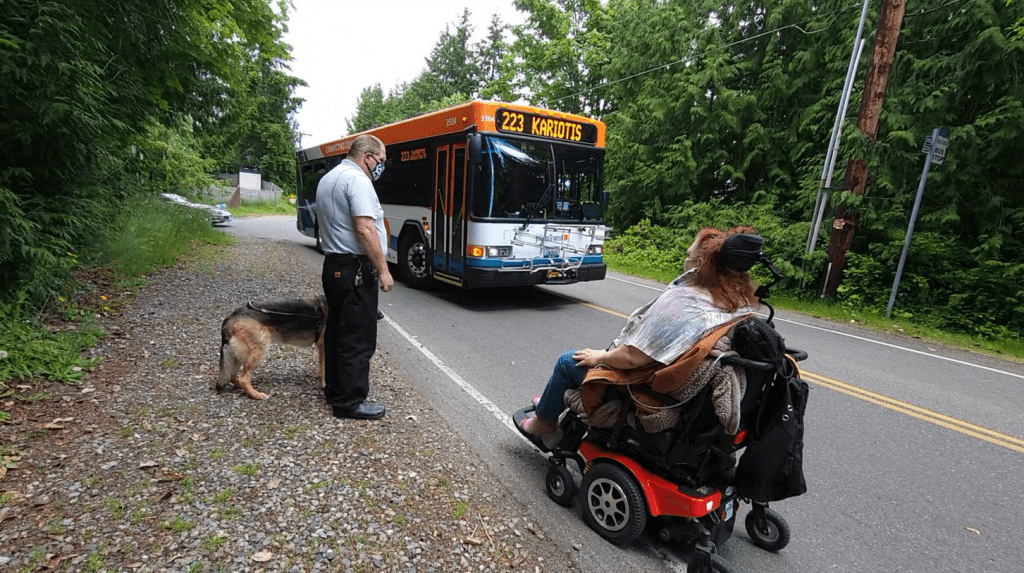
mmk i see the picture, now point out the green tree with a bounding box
[347,84,390,133]
[476,14,518,101]
[204,54,305,187]
[1,0,302,304]
[598,0,857,230]
[347,9,484,129]
[426,8,481,99]
[511,0,610,115]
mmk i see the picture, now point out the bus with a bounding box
[295,100,608,289]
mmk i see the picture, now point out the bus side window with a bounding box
[379,148,431,207]
[301,162,326,203]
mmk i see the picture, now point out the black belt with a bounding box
[325,253,369,263]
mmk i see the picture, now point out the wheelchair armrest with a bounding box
[786,348,808,362]
[719,355,774,372]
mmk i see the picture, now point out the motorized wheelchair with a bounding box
[513,252,808,573]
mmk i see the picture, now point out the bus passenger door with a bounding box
[432,147,449,275]
[432,144,467,279]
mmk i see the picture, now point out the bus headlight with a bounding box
[587,245,603,255]
[467,245,511,258]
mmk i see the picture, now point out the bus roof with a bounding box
[298,100,605,161]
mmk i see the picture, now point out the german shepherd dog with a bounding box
[217,296,328,400]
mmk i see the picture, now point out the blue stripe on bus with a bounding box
[465,256,603,268]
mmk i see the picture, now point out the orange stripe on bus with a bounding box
[309,100,605,158]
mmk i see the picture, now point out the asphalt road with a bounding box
[222,216,1024,572]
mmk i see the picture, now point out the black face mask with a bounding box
[370,157,385,181]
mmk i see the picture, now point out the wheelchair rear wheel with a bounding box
[581,462,647,545]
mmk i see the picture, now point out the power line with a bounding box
[541,3,863,109]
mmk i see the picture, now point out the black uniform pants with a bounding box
[321,255,379,410]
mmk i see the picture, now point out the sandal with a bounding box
[531,395,541,407]
[518,415,558,437]
[512,407,553,452]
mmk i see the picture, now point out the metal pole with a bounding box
[806,0,872,254]
[822,0,908,299]
[825,38,868,189]
[810,38,868,254]
[886,127,938,318]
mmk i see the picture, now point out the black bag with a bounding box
[730,318,809,502]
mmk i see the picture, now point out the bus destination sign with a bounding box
[495,109,597,145]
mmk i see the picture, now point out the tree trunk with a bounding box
[821,0,907,298]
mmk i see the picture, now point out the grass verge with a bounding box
[0,194,236,418]
[224,196,296,217]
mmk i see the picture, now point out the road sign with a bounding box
[922,127,950,165]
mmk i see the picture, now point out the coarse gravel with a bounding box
[0,237,580,572]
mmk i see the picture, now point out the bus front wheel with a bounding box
[313,222,323,254]
[399,234,432,289]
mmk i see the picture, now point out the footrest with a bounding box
[512,406,552,453]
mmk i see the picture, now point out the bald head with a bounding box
[349,134,384,159]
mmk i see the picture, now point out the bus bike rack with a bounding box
[504,224,606,274]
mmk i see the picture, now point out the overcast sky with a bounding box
[283,0,526,149]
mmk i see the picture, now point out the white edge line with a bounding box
[383,316,536,447]
[606,274,665,290]
[611,273,1024,381]
[383,314,767,571]
[774,316,1024,381]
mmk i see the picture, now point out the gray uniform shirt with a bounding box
[315,158,387,256]
[612,270,759,365]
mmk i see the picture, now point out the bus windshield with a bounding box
[471,136,603,222]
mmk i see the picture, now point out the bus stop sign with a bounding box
[922,126,950,165]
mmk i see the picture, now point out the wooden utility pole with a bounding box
[821,0,907,298]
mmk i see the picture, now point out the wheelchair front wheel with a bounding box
[745,506,791,552]
[687,554,735,573]
[545,464,576,507]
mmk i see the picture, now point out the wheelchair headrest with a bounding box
[717,233,764,271]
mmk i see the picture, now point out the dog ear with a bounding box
[315,295,328,319]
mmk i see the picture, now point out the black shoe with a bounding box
[377,310,384,320]
[332,402,386,420]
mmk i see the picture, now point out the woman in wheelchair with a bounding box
[518,225,766,439]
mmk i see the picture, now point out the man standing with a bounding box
[316,134,394,420]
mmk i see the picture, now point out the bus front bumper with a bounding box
[462,262,606,288]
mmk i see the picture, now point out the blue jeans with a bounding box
[535,349,587,422]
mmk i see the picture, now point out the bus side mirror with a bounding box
[468,133,482,165]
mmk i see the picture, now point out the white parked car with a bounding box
[159,193,232,225]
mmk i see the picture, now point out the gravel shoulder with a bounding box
[0,237,579,572]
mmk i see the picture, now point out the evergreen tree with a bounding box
[347,84,389,133]
[477,14,517,101]
[511,0,610,115]
[426,8,481,99]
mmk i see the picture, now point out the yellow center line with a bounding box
[545,290,630,319]
[802,371,1024,455]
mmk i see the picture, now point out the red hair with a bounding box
[686,226,760,312]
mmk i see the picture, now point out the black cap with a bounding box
[717,233,764,271]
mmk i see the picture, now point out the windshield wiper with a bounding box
[520,144,556,230]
